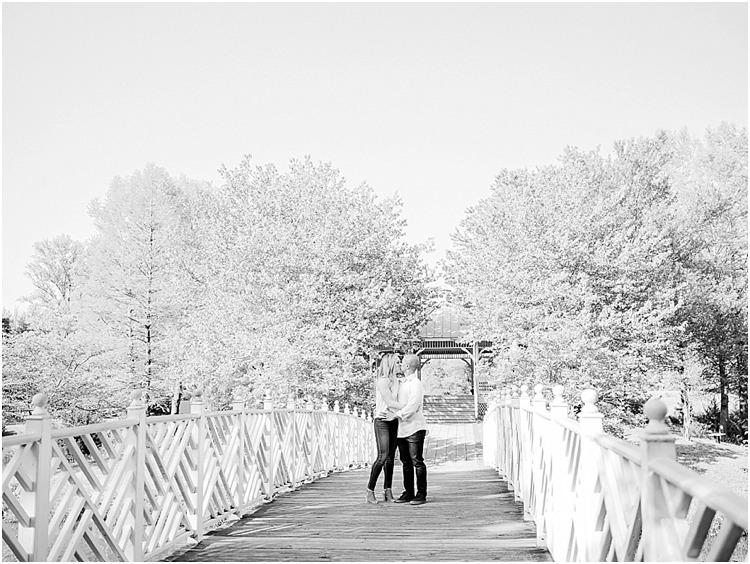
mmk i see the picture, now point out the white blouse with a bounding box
[374,377,400,419]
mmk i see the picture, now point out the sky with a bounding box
[3,2,747,311]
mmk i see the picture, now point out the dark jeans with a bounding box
[367,418,399,491]
[397,429,427,497]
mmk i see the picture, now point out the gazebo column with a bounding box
[472,341,480,419]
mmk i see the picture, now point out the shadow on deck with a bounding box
[165,423,552,562]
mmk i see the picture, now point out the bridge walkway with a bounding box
[166,423,552,562]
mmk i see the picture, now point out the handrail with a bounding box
[649,457,748,529]
[50,418,138,439]
[2,391,376,562]
[484,384,749,562]
[1,431,43,447]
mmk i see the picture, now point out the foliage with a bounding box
[695,399,748,445]
[162,156,436,412]
[23,234,84,311]
[422,360,472,395]
[81,164,198,405]
[445,125,747,432]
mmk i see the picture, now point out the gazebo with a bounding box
[377,305,494,417]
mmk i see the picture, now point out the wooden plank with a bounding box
[167,422,551,562]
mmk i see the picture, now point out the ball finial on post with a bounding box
[644,397,670,434]
[552,385,564,403]
[580,388,599,413]
[550,384,568,418]
[31,393,49,415]
[128,389,146,410]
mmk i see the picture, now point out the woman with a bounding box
[365,353,404,504]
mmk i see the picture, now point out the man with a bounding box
[393,353,428,505]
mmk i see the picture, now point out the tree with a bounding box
[445,131,718,434]
[667,123,748,434]
[3,235,121,426]
[24,234,84,312]
[163,156,436,411]
[82,164,194,405]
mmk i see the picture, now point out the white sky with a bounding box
[3,2,747,310]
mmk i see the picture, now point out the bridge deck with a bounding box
[166,423,552,562]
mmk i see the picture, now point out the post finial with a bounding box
[129,389,145,408]
[193,389,204,401]
[533,384,544,400]
[31,393,49,414]
[552,385,565,404]
[321,397,329,411]
[344,403,350,415]
[263,390,273,410]
[580,388,599,413]
[333,400,340,413]
[644,397,670,434]
[520,384,529,398]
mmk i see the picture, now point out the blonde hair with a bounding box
[377,353,400,380]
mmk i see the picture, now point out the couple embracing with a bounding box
[366,353,428,506]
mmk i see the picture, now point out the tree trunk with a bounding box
[718,355,730,434]
[145,320,152,405]
[171,381,183,415]
[129,308,137,383]
[681,380,692,441]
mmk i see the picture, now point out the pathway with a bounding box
[166,423,552,562]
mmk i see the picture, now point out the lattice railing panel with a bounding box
[2,393,375,562]
[483,385,748,562]
[143,417,197,557]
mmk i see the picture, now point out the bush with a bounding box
[695,400,748,445]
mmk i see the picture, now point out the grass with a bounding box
[675,438,748,562]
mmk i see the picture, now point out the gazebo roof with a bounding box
[418,307,467,340]
[376,304,492,359]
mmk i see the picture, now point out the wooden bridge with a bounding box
[2,386,748,562]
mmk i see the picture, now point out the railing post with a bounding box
[548,384,569,562]
[288,395,298,489]
[19,393,52,561]
[126,390,147,561]
[640,397,677,561]
[578,388,604,561]
[483,399,497,468]
[191,390,206,542]
[232,397,246,513]
[519,384,533,519]
[305,397,314,481]
[263,392,275,498]
[320,398,329,472]
[532,384,548,547]
[510,385,521,500]
[499,387,511,479]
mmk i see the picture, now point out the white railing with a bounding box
[484,384,749,562]
[2,391,375,562]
